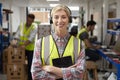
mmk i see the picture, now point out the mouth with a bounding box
[58,25,63,27]
[57,24,64,28]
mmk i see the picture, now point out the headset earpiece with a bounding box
[50,17,53,24]
[69,16,72,23]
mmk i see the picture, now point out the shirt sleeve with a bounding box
[14,25,21,39]
[79,32,89,40]
[62,48,86,80]
[31,39,55,80]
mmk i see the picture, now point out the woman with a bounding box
[31,4,85,80]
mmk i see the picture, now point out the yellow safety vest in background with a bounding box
[76,28,87,39]
[41,35,80,65]
[77,28,88,48]
[19,23,35,50]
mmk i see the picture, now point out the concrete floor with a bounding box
[0,74,7,80]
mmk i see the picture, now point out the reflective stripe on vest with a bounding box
[19,23,35,50]
[41,35,80,66]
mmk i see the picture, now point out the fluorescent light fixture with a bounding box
[49,4,59,7]
[69,6,79,11]
[47,0,59,1]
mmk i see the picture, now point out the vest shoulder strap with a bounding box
[40,37,44,64]
[73,37,80,62]
[43,35,50,64]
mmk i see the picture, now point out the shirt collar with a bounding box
[52,32,70,41]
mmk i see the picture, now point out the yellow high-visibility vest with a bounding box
[19,23,35,50]
[41,35,81,65]
[77,28,87,39]
[77,28,89,48]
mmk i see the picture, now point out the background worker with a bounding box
[31,4,85,80]
[77,20,101,79]
[77,20,101,61]
[11,13,37,80]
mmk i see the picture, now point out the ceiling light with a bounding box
[47,0,59,1]
[49,4,59,7]
[69,6,79,11]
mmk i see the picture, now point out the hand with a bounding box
[42,65,62,79]
[10,39,18,46]
[19,44,25,49]
[96,45,101,49]
[42,65,53,73]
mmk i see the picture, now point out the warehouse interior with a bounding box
[0,0,120,80]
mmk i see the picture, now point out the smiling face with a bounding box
[52,10,69,35]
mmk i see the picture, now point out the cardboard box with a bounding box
[3,46,26,64]
[37,25,51,39]
[7,64,27,80]
[2,48,8,62]
[2,62,7,74]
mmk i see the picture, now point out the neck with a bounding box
[55,30,68,38]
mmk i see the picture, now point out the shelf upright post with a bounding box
[0,3,2,73]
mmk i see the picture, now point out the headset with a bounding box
[50,5,72,24]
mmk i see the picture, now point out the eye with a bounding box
[53,15,68,20]
[62,16,67,19]
[53,16,59,20]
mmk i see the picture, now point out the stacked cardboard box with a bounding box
[37,25,51,39]
[2,46,27,80]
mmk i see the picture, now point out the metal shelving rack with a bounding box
[98,18,120,80]
[0,3,3,72]
[97,50,120,80]
[0,3,11,73]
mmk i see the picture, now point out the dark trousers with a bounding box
[25,50,33,80]
[85,48,100,62]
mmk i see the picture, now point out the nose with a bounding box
[58,17,62,23]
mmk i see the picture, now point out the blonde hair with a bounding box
[50,4,71,17]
